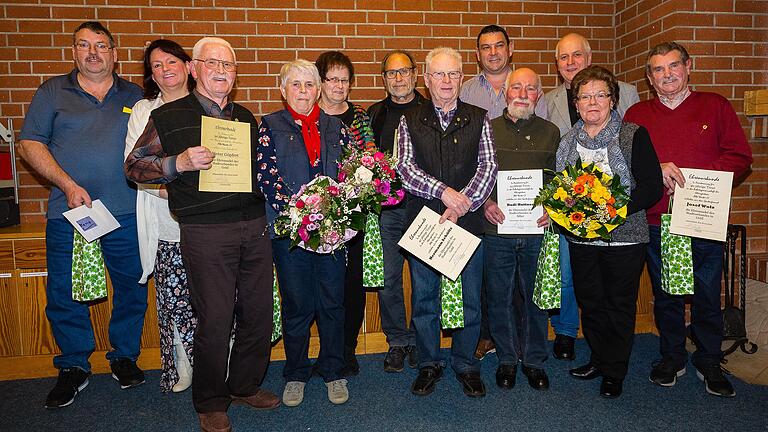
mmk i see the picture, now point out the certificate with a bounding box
[669,168,734,242]
[62,199,121,243]
[398,207,481,281]
[496,169,544,234]
[199,116,252,193]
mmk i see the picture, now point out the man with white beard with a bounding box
[482,68,560,391]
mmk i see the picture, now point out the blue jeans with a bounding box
[647,225,724,368]
[549,234,579,338]
[45,215,147,371]
[378,206,415,347]
[408,245,482,374]
[484,234,548,368]
[273,238,346,383]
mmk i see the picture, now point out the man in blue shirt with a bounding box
[19,21,146,409]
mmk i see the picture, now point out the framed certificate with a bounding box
[497,169,544,234]
[669,168,734,242]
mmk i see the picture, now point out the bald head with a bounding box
[555,33,593,87]
[504,67,541,121]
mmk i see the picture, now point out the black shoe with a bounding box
[45,367,90,408]
[411,366,443,396]
[649,358,686,387]
[696,364,736,397]
[110,358,145,389]
[340,346,360,377]
[569,363,602,380]
[383,346,406,373]
[553,334,576,360]
[456,372,486,397]
[599,377,623,398]
[495,363,517,389]
[522,365,549,391]
[406,345,418,369]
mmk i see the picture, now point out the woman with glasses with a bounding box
[257,59,353,407]
[314,51,375,377]
[123,39,196,393]
[556,65,663,398]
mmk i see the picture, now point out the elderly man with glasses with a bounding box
[396,46,497,398]
[18,21,146,409]
[126,36,279,432]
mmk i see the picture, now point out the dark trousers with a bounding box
[569,242,646,380]
[180,217,274,413]
[343,232,366,350]
[273,238,346,383]
[646,225,724,368]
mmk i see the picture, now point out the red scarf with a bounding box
[286,103,321,166]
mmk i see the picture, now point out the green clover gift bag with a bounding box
[71,231,107,302]
[533,227,561,310]
[661,213,694,295]
[271,266,282,342]
[440,275,464,329]
[362,212,384,288]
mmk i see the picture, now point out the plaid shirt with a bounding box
[396,103,497,212]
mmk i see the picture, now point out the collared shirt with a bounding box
[658,86,691,110]
[396,103,497,212]
[460,71,508,119]
[19,69,142,219]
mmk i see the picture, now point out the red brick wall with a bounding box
[615,0,768,254]
[1,0,765,254]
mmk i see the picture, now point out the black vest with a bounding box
[402,100,487,234]
[151,93,266,224]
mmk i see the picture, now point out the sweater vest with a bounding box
[151,93,266,224]
[403,100,486,235]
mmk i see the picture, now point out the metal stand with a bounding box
[722,224,758,356]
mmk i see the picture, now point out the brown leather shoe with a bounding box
[198,412,231,432]
[474,339,496,360]
[231,388,281,410]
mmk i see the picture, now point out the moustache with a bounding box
[85,55,102,62]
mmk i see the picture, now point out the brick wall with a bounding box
[1,0,766,254]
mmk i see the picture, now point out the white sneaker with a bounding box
[326,379,349,405]
[172,340,192,393]
[283,381,306,407]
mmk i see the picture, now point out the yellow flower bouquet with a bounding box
[533,161,630,240]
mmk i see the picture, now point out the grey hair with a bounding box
[279,59,321,90]
[424,47,462,74]
[192,37,236,61]
[555,33,592,58]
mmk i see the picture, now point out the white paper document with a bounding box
[669,168,734,242]
[496,169,544,234]
[62,199,121,242]
[398,206,481,281]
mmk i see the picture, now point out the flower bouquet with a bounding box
[533,160,630,240]
[274,176,365,253]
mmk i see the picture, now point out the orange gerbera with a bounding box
[572,183,585,195]
[576,174,595,186]
[606,205,617,218]
[607,196,616,205]
[570,212,585,224]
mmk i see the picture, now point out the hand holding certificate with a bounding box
[497,169,544,234]
[398,207,481,281]
[669,168,733,242]
[198,116,252,193]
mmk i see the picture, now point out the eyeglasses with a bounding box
[575,92,612,102]
[324,77,350,86]
[74,41,112,53]
[383,67,415,79]
[427,71,462,81]
[195,58,237,72]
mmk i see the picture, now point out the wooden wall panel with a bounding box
[0,274,21,356]
[16,269,59,356]
[13,239,46,269]
[0,241,14,269]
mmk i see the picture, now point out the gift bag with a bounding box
[661,213,694,295]
[362,212,385,288]
[271,266,282,342]
[533,227,561,310]
[71,231,107,302]
[440,275,464,329]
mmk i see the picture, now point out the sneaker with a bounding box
[384,346,406,372]
[45,367,90,408]
[110,358,145,389]
[696,364,736,397]
[649,358,686,387]
[406,345,418,369]
[282,381,306,407]
[326,379,349,405]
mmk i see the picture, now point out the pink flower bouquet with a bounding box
[336,146,404,215]
[274,176,365,253]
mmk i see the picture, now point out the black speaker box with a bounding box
[0,187,20,227]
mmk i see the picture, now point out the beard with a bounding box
[507,99,535,120]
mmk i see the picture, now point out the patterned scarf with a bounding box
[556,110,632,189]
[287,103,321,166]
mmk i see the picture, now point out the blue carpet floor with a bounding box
[1,334,766,432]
